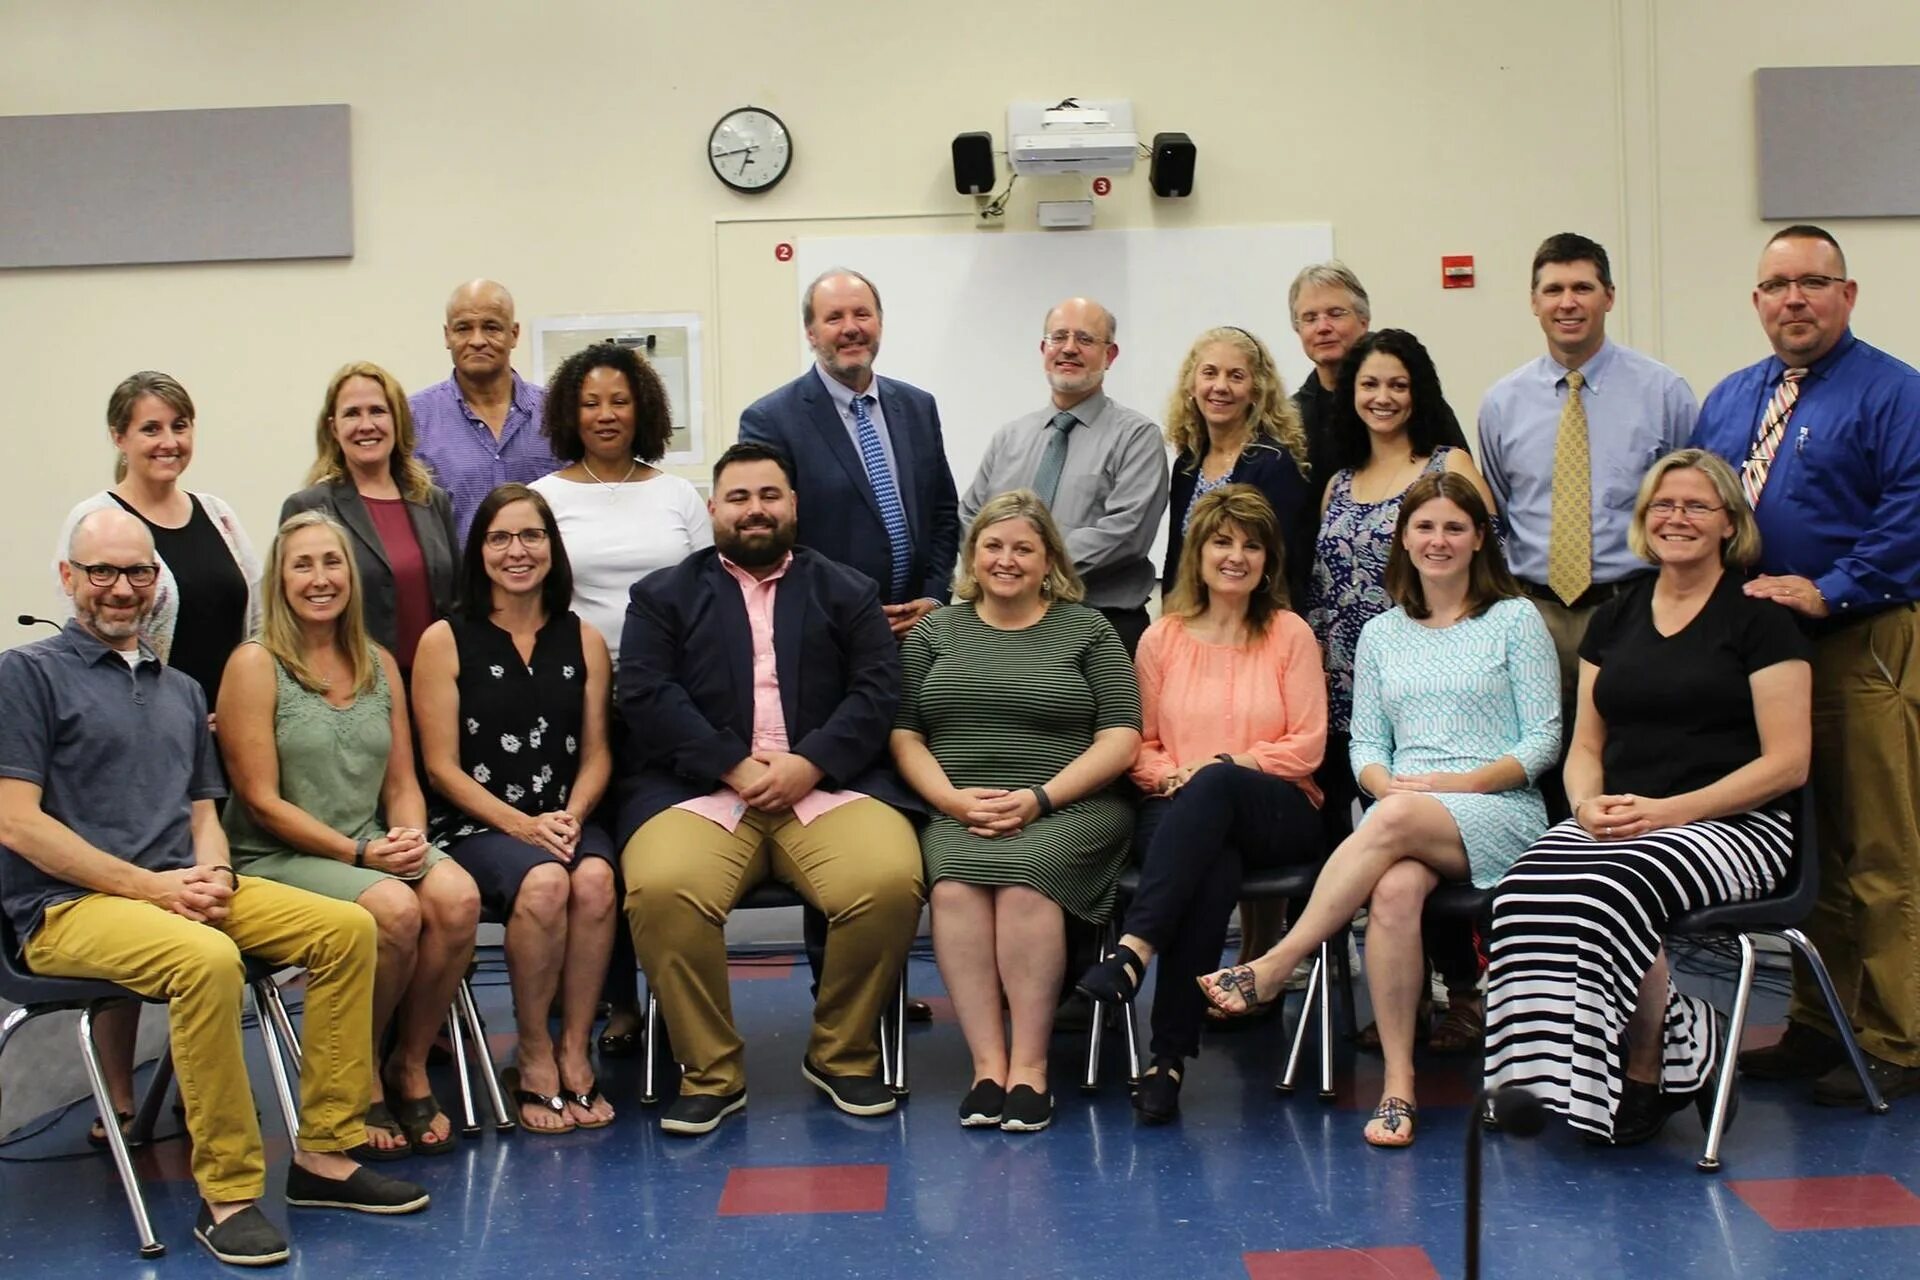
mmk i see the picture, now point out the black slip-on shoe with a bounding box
[660,1088,747,1136]
[801,1058,898,1117]
[284,1162,430,1214]
[1737,1021,1846,1082]
[195,1203,290,1267]
[1811,1052,1920,1107]
[999,1084,1054,1132]
[958,1080,1006,1128]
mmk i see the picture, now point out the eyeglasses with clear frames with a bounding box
[71,561,160,588]
[1293,306,1354,328]
[482,528,550,551]
[1647,500,1724,518]
[1043,330,1108,349]
[1755,275,1842,297]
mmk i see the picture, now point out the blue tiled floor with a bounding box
[3,944,1916,1278]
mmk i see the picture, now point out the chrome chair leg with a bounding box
[81,1003,164,1258]
[1781,927,1891,1115]
[1317,939,1336,1101]
[1083,993,1108,1093]
[889,972,910,1098]
[1121,990,1143,1087]
[446,1004,480,1137]
[1698,933,1756,1172]
[1277,954,1323,1093]
[640,989,662,1105]
[264,979,303,1069]
[251,985,301,1140]
[456,979,513,1132]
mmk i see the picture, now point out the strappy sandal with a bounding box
[347,1099,413,1162]
[86,1108,136,1150]
[565,1079,616,1130]
[1428,996,1485,1055]
[502,1068,576,1135]
[1198,964,1276,1016]
[1075,943,1147,1004]
[1364,1096,1418,1148]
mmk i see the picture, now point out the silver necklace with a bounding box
[581,456,639,494]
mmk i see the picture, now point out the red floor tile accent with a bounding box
[727,959,797,981]
[1730,1174,1920,1231]
[1741,1023,1784,1052]
[717,1163,889,1217]
[1244,1244,1441,1279]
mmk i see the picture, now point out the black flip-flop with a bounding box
[565,1080,615,1130]
[385,1093,458,1157]
[347,1099,413,1163]
[86,1108,136,1151]
[502,1068,576,1136]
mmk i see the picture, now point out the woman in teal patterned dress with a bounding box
[220,511,481,1161]
[892,491,1142,1133]
[1201,472,1558,1148]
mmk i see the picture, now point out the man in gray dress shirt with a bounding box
[958,297,1169,655]
[1478,233,1697,732]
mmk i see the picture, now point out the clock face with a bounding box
[709,107,792,193]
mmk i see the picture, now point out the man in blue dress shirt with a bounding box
[1479,233,1698,731]
[1692,225,1920,1103]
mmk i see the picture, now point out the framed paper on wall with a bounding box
[532,312,704,464]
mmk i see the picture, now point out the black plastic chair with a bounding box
[1086,864,1355,1094]
[0,918,301,1258]
[637,880,910,1104]
[1667,787,1890,1171]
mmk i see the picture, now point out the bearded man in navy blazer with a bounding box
[615,441,925,1136]
[738,268,960,639]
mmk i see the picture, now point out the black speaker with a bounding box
[1149,132,1196,198]
[952,132,995,195]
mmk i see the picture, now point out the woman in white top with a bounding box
[528,343,710,665]
[528,341,710,1057]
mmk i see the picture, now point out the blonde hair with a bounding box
[951,490,1086,604]
[1166,485,1290,637]
[258,511,378,696]
[1627,448,1762,569]
[306,361,435,504]
[1164,327,1309,478]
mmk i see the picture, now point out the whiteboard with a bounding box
[793,223,1336,499]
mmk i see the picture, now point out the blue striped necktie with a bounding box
[851,393,912,600]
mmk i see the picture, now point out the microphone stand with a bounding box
[1467,1085,1546,1280]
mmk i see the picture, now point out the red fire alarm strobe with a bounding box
[1442,255,1475,289]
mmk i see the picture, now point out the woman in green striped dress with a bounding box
[892,491,1142,1133]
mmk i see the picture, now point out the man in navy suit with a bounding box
[738,268,960,638]
[615,442,926,1136]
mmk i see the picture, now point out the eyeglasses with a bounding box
[1293,306,1354,327]
[482,528,550,551]
[71,561,159,588]
[1647,500,1724,518]
[1756,275,1843,297]
[1043,330,1108,349]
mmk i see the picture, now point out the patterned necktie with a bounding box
[1031,410,1078,510]
[1741,367,1807,508]
[1546,369,1592,607]
[850,393,911,600]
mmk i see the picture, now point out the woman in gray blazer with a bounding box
[282,361,459,677]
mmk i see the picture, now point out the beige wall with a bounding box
[4,0,1918,643]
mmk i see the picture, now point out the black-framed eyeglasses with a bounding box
[482,528,550,551]
[71,561,159,588]
[1756,274,1843,297]
[1647,500,1724,518]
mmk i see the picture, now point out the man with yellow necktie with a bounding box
[1477,233,1699,800]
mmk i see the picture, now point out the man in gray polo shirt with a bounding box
[959,296,1169,654]
[0,509,428,1266]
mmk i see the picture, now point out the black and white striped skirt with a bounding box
[1482,809,1792,1140]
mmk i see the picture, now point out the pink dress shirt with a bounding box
[1129,612,1328,806]
[674,552,865,832]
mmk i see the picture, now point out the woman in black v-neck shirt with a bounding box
[1483,450,1811,1147]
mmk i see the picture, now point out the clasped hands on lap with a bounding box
[938,786,1041,838]
[148,865,235,924]
[723,752,824,813]
[1574,793,1688,840]
[361,827,430,877]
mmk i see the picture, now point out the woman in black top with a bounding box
[412,484,617,1133]
[1483,449,1812,1146]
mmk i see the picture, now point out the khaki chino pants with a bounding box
[623,799,924,1096]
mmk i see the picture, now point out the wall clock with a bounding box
[709,106,792,193]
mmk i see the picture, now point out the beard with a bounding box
[818,336,879,383]
[75,597,149,644]
[717,519,797,569]
[1046,364,1102,397]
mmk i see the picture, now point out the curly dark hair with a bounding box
[541,342,673,464]
[1326,329,1469,472]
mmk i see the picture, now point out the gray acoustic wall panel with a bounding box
[1756,66,1920,219]
[0,104,352,268]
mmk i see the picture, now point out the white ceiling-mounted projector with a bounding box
[1006,99,1137,176]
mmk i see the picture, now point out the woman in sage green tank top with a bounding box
[219,511,480,1161]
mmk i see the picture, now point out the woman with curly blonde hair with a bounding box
[1162,327,1315,606]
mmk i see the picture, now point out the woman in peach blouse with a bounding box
[1075,485,1327,1123]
